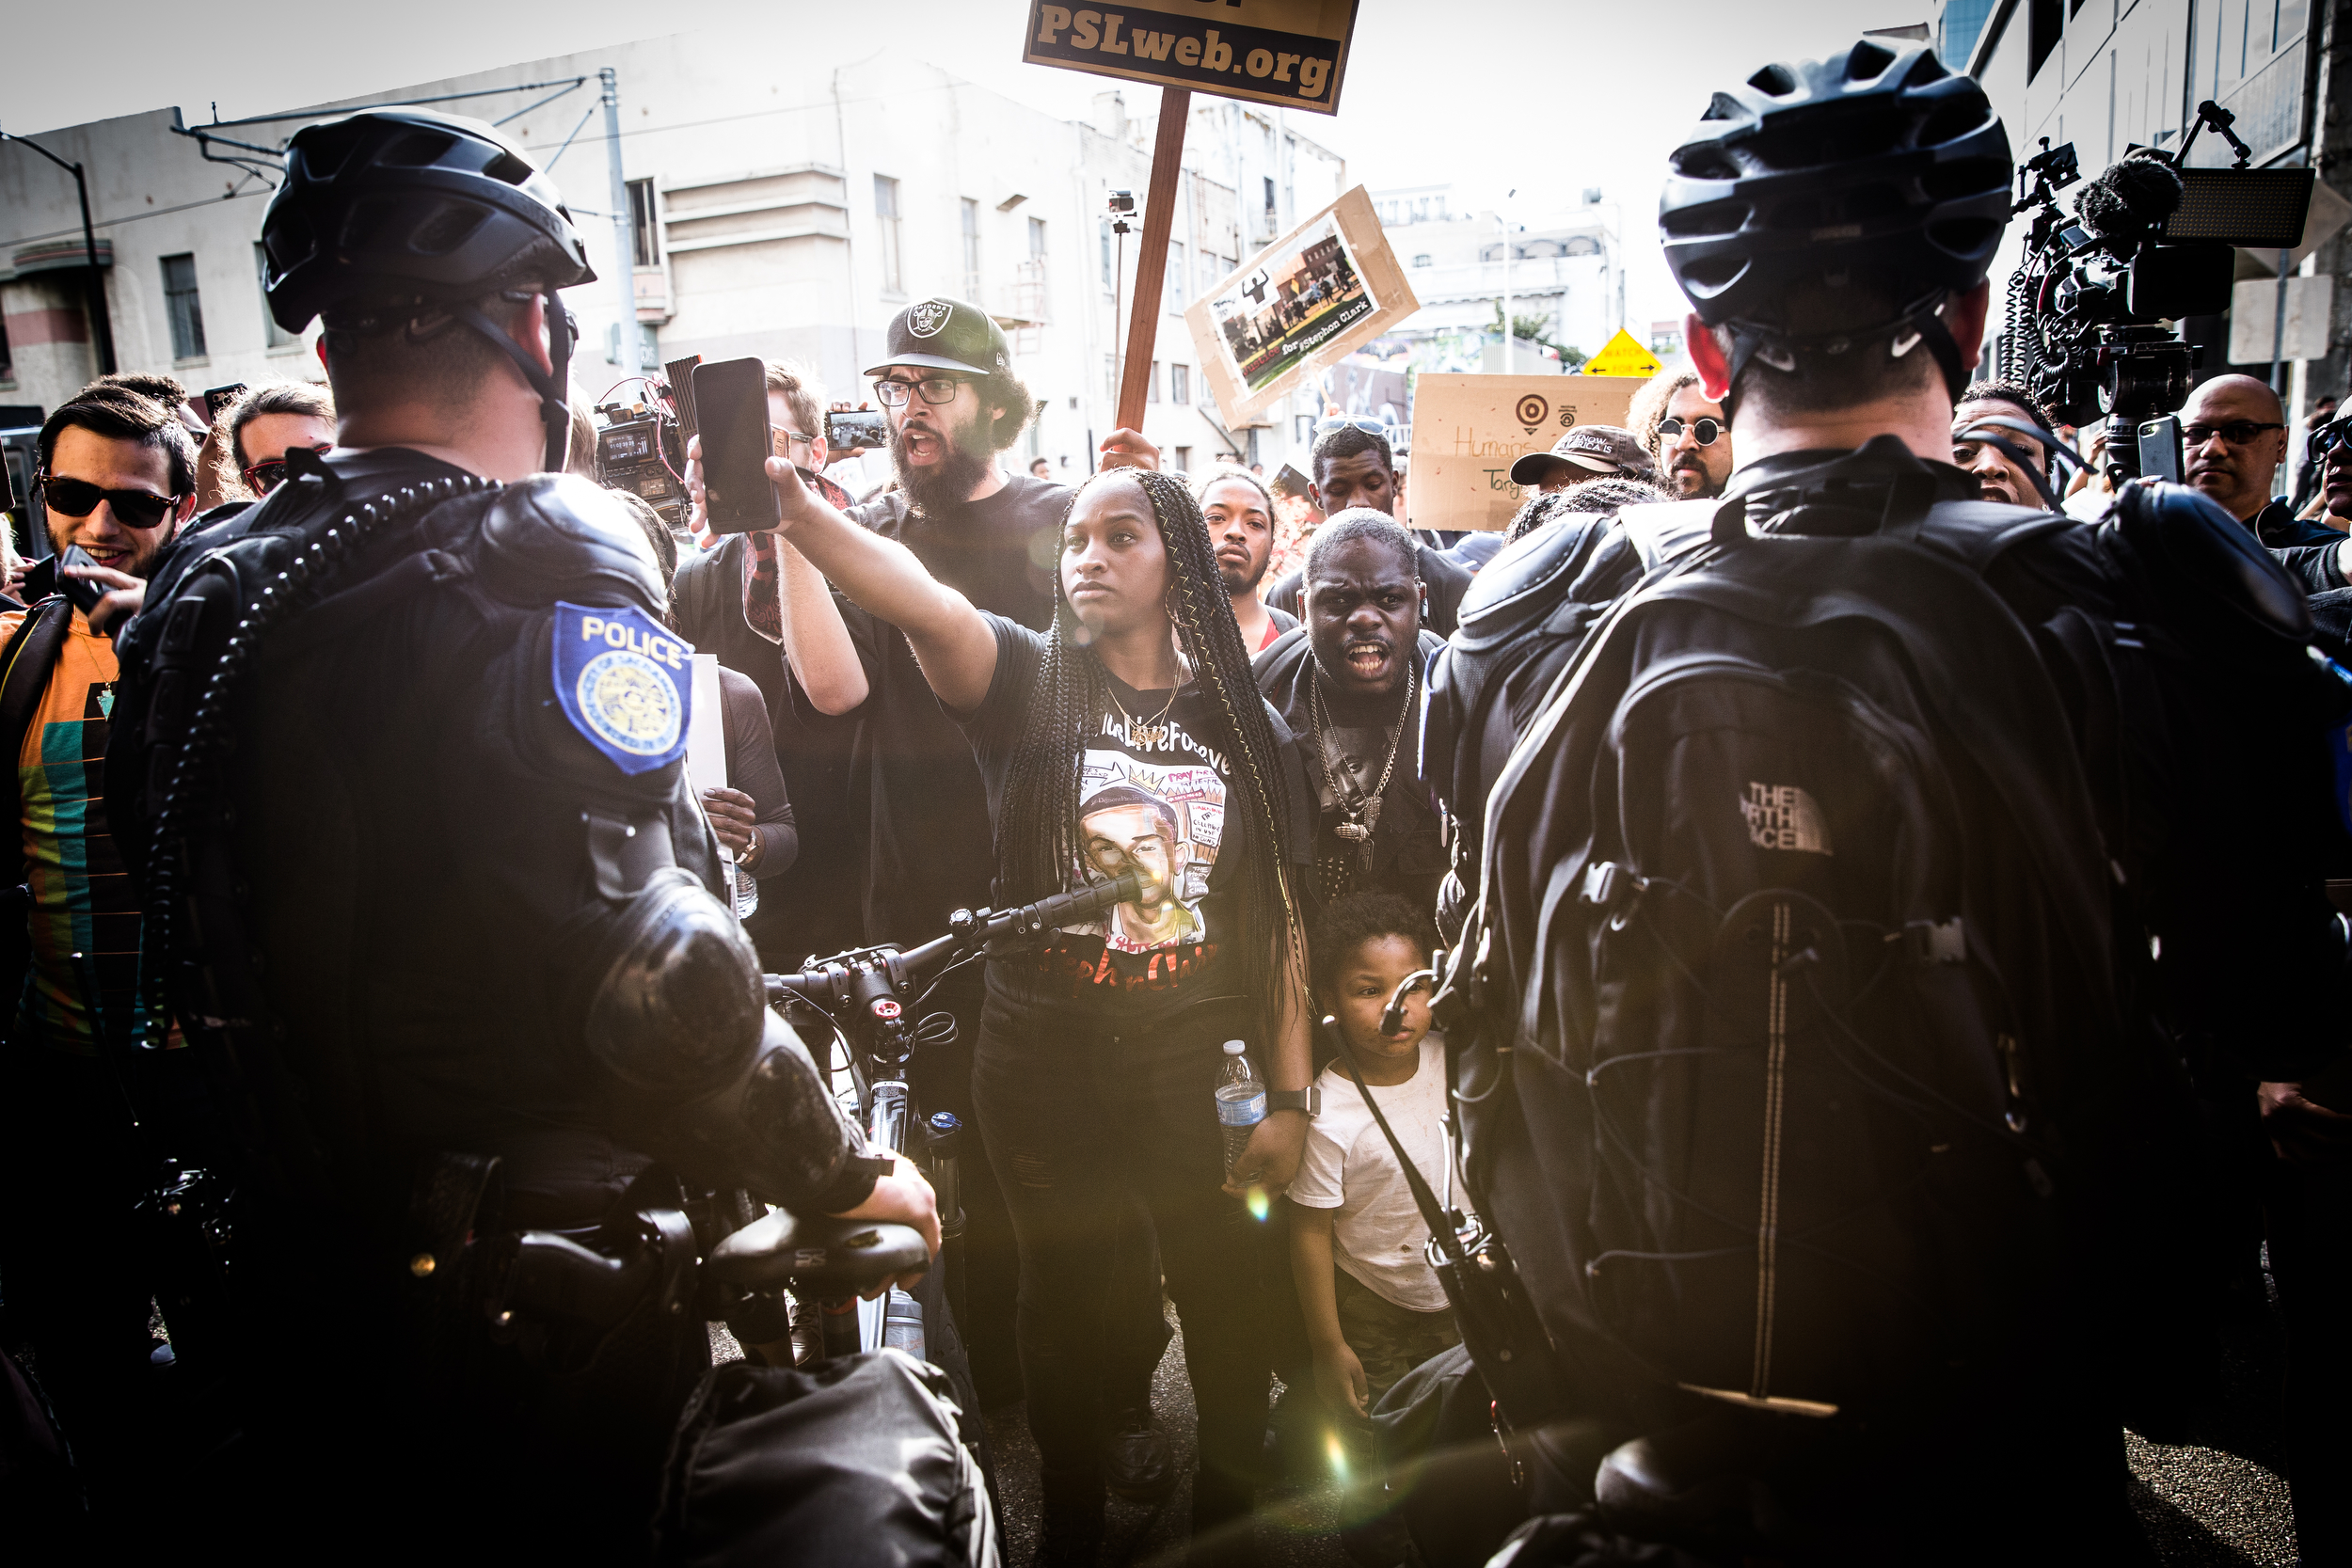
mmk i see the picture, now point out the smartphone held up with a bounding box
[691,357,781,535]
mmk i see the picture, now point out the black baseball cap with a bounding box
[864,296,1012,379]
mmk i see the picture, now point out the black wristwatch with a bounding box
[1267,1087,1320,1117]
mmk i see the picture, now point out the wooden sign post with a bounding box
[1116,89,1190,434]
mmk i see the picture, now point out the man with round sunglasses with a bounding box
[1628,367,1736,499]
[0,384,199,1527]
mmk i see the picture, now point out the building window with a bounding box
[162,253,207,361]
[961,198,981,301]
[1030,216,1048,259]
[2026,0,2061,78]
[1412,254,1432,267]
[0,311,11,382]
[1169,363,1189,404]
[1167,242,1186,312]
[875,175,904,295]
[1263,177,1277,217]
[1101,218,1114,290]
[1151,362,1165,403]
[1173,446,1191,473]
[255,244,297,349]
[629,179,660,268]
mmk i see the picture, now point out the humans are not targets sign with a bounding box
[1023,0,1360,115]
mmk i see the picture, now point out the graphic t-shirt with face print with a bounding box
[961,613,1274,1023]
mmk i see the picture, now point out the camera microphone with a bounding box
[2074,151,2184,243]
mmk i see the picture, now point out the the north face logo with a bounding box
[908,300,953,338]
[1740,783,1833,855]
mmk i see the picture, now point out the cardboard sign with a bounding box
[1023,1,1361,116]
[1406,374,1648,532]
[1186,185,1417,425]
[1582,328,1662,379]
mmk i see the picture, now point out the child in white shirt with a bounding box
[1288,894,1461,1427]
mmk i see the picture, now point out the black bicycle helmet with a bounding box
[1660,39,2011,403]
[262,108,594,470]
[262,107,592,332]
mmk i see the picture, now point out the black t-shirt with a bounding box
[830,475,1071,946]
[960,614,1279,1025]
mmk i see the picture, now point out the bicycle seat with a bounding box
[706,1209,928,1295]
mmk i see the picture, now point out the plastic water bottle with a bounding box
[1216,1040,1266,1177]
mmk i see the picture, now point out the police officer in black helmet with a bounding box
[103,108,938,1552]
[1427,39,2348,1566]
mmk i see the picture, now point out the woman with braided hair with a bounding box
[752,453,1313,1560]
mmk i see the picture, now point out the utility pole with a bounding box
[1500,190,1515,374]
[0,132,115,375]
[600,68,640,371]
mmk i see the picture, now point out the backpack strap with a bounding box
[0,597,75,885]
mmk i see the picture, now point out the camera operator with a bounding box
[698,296,1179,1470]
[105,108,935,1555]
[1423,40,2349,1562]
[2181,374,2338,546]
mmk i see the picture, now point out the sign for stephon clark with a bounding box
[1023,0,1361,115]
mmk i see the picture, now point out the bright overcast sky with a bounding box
[7,0,1916,336]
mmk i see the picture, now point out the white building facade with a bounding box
[0,33,1345,480]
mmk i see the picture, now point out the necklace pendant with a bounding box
[1334,821,1370,842]
[97,687,115,721]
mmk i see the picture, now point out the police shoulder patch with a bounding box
[552,600,693,775]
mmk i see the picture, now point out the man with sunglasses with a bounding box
[0,383,199,1525]
[2179,373,2334,545]
[1629,368,1737,500]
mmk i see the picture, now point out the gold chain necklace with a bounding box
[1106,674,1180,749]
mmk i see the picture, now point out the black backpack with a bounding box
[1439,441,2337,1436]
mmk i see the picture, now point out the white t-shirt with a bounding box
[1288,1038,1457,1313]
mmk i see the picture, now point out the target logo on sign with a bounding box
[1515,394,1549,431]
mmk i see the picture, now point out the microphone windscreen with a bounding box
[2074,153,2185,239]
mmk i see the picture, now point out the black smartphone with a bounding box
[201,383,248,425]
[664,354,705,450]
[57,545,108,617]
[691,357,780,534]
[825,409,890,452]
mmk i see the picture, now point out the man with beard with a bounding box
[1252,509,1445,925]
[1199,465,1297,653]
[745,295,1179,1486]
[1628,367,1737,499]
[0,385,204,1522]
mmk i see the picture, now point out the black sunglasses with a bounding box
[40,475,182,530]
[2184,420,2284,448]
[1657,416,1729,446]
[2310,416,2352,465]
[242,443,334,497]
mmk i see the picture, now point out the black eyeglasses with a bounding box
[1657,416,1729,446]
[2183,420,2284,448]
[873,374,970,407]
[39,475,182,530]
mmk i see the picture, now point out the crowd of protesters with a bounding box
[8,37,2352,1568]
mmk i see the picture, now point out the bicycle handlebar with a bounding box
[766,870,1144,1008]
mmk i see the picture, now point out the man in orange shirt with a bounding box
[0,384,198,1513]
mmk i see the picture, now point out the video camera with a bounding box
[2004,100,2314,483]
[592,355,708,524]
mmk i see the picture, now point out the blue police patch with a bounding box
[551,601,692,775]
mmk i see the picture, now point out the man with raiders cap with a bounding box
[712,295,1181,1494]
[1505,423,1656,494]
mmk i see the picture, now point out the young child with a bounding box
[1288,893,1461,1433]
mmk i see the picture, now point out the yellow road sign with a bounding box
[1582,328,1661,379]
